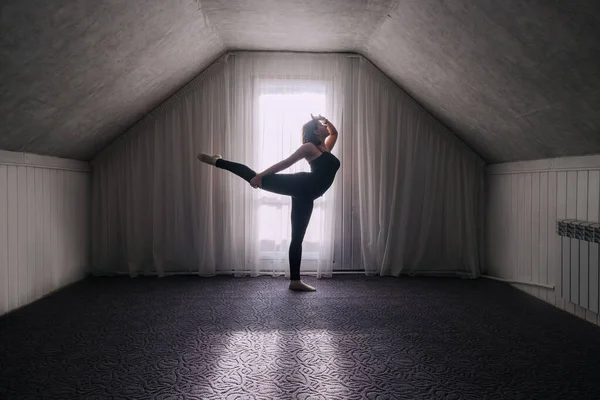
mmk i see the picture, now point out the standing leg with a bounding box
[288,197,316,291]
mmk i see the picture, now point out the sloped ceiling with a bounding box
[0,0,223,160]
[1,0,599,163]
[365,0,600,163]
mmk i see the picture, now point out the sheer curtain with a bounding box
[91,52,485,279]
[351,58,485,276]
[224,53,347,278]
[91,53,347,278]
[92,59,230,277]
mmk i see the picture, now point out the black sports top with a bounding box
[308,147,340,197]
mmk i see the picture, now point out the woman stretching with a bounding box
[197,114,340,291]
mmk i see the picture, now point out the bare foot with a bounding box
[288,280,316,292]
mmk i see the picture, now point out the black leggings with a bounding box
[215,159,314,280]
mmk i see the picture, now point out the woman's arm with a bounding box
[256,143,313,177]
[324,120,338,151]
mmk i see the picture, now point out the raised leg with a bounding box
[262,173,311,198]
[199,153,312,198]
[214,158,257,183]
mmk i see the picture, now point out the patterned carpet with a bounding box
[2,275,600,400]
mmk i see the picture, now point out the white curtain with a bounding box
[92,60,230,277]
[91,52,485,278]
[224,54,348,278]
[351,58,485,277]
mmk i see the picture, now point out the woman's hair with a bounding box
[302,119,321,145]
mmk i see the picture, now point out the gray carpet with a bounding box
[1,275,600,399]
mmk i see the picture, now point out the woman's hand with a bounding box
[311,113,328,124]
[250,175,262,189]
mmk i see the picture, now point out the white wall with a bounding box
[0,150,91,316]
[486,154,600,326]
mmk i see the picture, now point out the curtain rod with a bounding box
[226,50,363,58]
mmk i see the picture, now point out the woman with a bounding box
[198,114,340,291]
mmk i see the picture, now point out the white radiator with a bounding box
[556,219,600,313]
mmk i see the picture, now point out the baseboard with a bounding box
[0,272,90,318]
[510,283,600,327]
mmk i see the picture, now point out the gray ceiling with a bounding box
[0,0,223,160]
[1,0,599,163]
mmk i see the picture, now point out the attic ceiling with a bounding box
[1,0,600,163]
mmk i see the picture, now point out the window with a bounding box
[255,79,329,267]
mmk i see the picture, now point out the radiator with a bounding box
[556,219,600,243]
[556,219,600,313]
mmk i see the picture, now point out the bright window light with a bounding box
[256,83,327,262]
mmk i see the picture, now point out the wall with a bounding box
[486,154,600,326]
[0,150,91,316]
[91,52,485,278]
